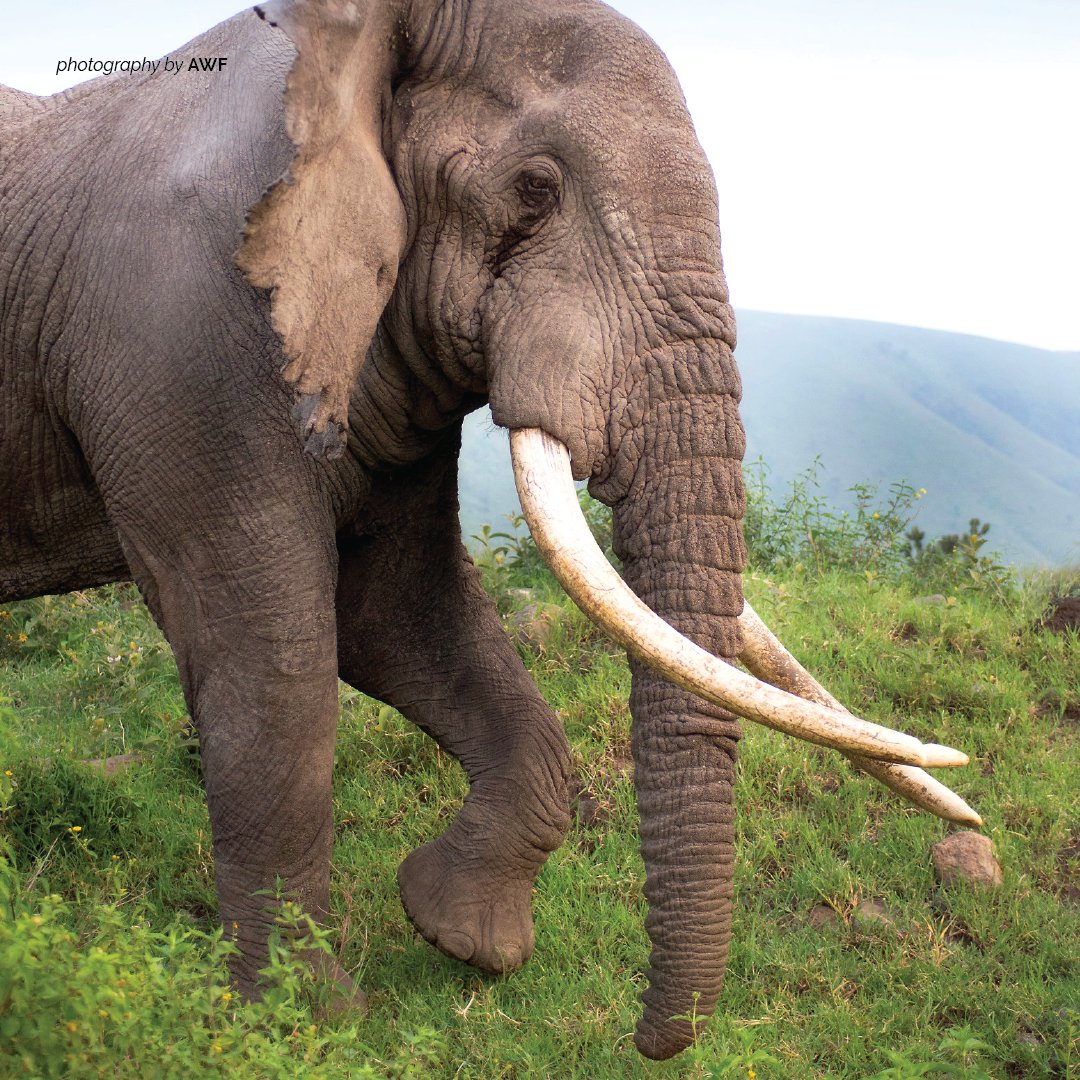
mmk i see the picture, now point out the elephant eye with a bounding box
[516,167,560,212]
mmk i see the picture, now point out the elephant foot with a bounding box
[397,834,539,973]
[226,932,368,1014]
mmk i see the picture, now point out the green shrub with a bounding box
[0,848,446,1078]
[474,458,1013,596]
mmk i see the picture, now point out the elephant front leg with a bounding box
[337,461,573,974]
[117,524,355,1002]
[196,650,348,997]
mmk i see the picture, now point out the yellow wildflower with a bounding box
[17,633,27,643]
[68,825,82,833]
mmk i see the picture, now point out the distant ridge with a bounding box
[460,311,1080,567]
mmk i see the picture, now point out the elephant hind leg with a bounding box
[337,457,572,974]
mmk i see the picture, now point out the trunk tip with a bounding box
[633,1013,698,1061]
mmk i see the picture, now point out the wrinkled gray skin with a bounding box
[0,0,745,1059]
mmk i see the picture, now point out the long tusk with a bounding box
[737,602,982,826]
[510,428,969,769]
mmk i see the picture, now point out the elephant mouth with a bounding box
[509,426,980,824]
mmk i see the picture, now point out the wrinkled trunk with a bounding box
[630,670,739,1058]
[612,390,747,1059]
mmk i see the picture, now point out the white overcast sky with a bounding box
[3,1,1078,351]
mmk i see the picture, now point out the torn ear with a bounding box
[238,0,407,458]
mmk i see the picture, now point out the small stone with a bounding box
[931,831,1003,889]
[913,594,947,606]
[853,898,894,926]
[807,903,838,930]
[508,603,560,651]
[82,752,143,777]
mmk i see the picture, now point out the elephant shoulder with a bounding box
[0,85,50,131]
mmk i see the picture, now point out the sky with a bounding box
[3,1,1078,351]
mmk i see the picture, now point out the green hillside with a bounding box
[460,313,1080,567]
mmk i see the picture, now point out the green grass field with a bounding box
[1,494,1077,1078]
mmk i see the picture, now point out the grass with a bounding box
[1,499,1078,1077]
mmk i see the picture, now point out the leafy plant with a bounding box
[472,487,617,592]
[743,457,1013,594]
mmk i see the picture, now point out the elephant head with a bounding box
[239,0,975,1058]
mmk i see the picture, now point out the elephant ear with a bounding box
[238,0,407,458]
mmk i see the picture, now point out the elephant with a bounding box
[0,0,977,1059]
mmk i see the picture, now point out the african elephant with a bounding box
[0,0,976,1059]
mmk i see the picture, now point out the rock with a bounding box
[931,831,1003,889]
[82,752,144,777]
[1035,596,1080,635]
[508,603,561,651]
[913,594,946,606]
[807,903,838,930]
[853,898,894,926]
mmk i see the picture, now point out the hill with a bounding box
[460,312,1080,566]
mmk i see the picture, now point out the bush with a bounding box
[471,487,617,594]
[0,846,448,1078]
[0,849,331,1078]
[473,458,1012,595]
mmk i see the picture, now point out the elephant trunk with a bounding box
[509,427,972,1059]
[629,669,740,1058]
[612,415,747,1059]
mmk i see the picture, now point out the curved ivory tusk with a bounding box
[737,602,982,826]
[509,428,969,769]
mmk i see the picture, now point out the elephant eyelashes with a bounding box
[515,167,561,216]
[490,168,561,270]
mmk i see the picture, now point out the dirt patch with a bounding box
[1033,690,1080,731]
[853,897,895,927]
[1034,596,1080,635]
[507,602,562,652]
[1056,835,1080,904]
[807,903,838,930]
[571,745,633,847]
